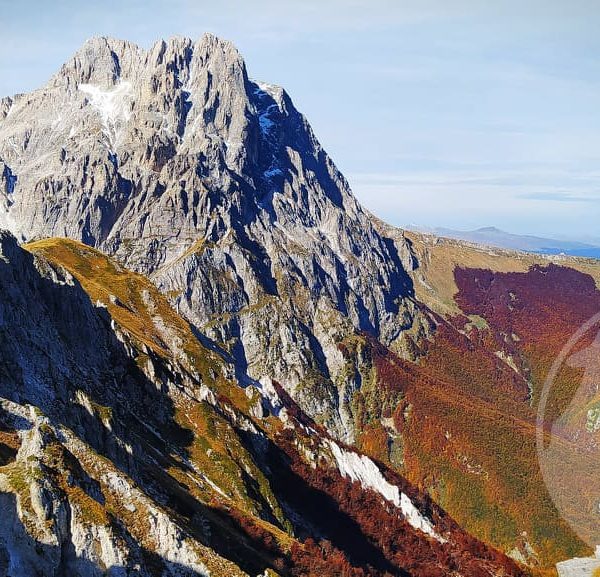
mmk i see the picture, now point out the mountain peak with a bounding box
[0,32,417,423]
[475,226,503,233]
[54,36,141,87]
[78,35,139,53]
[196,31,242,57]
[50,33,246,91]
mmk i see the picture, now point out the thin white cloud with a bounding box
[517,192,599,203]
[348,169,600,237]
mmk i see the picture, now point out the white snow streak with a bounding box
[327,440,445,541]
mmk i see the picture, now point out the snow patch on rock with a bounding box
[79,82,133,149]
[327,440,444,542]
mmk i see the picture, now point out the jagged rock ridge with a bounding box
[0,231,524,576]
[0,34,421,438]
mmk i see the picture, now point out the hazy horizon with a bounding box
[2,0,598,239]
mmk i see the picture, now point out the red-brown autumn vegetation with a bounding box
[454,264,600,412]
[264,425,525,577]
[330,264,599,567]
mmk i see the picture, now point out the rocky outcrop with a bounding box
[0,34,421,439]
[0,229,270,571]
[556,548,600,577]
[0,232,524,577]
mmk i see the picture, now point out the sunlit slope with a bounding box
[354,224,600,569]
[20,236,524,577]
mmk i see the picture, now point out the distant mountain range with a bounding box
[409,226,600,259]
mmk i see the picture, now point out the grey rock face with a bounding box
[0,230,275,576]
[0,34,420,438]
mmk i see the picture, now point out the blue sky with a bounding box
[1,0,599,239]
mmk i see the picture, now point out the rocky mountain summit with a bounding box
[0,34,420,440]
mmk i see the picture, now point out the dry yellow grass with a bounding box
[25,237,227,386]
[24,237,286,525]
[404,230,600,317]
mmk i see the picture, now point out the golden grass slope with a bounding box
[24,237,288,531]
[404,230,600,317]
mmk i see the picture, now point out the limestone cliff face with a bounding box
[0,231,249,576]
[0,233,522,577]
[0,35,421,438]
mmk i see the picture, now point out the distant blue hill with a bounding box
[411,226,600,260]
